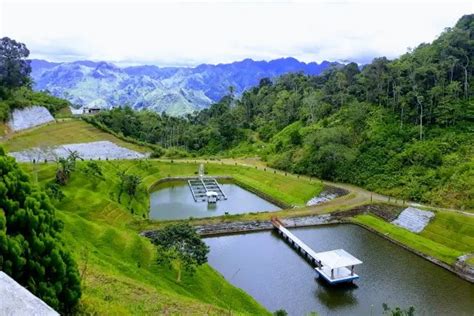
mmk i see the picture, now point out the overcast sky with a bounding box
[0,0,472,67]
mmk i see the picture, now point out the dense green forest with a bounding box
[89,15,474,209]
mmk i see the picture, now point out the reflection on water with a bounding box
[205,225,474,316]
[149,181,280,220]
[315,280,358,310]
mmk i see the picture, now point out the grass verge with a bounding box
[352,213,473,265]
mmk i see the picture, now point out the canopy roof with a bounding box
[315,249,362,269]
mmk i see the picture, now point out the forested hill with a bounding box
[31,57,337,115]
[89,15,474,209]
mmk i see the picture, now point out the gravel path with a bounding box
[8,106,55,131]
[9,141,146,162]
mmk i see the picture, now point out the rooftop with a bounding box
[314,249,363,269]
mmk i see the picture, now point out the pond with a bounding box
[205,225,474,316]
[149,180,281,220]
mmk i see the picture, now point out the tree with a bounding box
[55,151,79,185]
[0,148,81,313]
[116,171,142,204]
[301,90,330,123]
[0,37,31,91]
[124,174,142,201]
[152,223,209,282]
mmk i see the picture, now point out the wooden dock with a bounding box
[271,217,362,284]
[188,177,227,202]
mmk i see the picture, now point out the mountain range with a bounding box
[31,58,338,115]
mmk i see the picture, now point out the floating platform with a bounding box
[271,217,362,285]
[188,177,227,202]
[314,249,361,284]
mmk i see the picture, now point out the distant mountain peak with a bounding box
[31,57,339,115]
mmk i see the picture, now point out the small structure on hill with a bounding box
[70,106,83,116]
[83,106,102,114]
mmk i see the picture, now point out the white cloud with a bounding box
[0,0,472,66]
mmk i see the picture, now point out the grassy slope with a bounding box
[352,212,474,265]
[1,119,146,153]
[23,161,272,315]
[22,159,323,315]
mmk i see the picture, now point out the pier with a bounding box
[271,217,362,284]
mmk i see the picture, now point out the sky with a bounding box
[0,0,472,67]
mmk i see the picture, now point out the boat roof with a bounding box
[315,249,362,269]
[206,191,218,196]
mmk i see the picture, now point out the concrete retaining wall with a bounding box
[0,272,59,315]
[8,106,55,131]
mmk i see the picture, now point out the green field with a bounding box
[352,212,474,265]
[1,119,147,153]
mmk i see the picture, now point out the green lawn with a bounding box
[420,211,474,254]
[352,213,473,265]
[1,119,147,153]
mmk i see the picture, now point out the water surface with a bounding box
[205,225,474,315]
[149,181,280,220]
